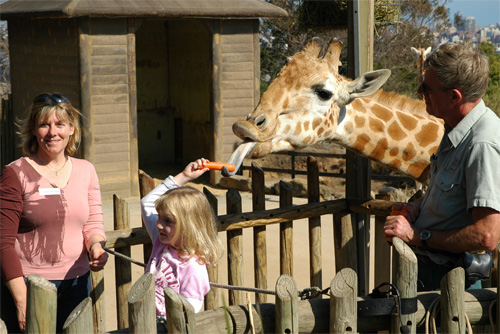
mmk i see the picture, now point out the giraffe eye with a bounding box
[314,88,333,101]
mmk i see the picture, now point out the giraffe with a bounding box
[411,46,432,87]
[223,38,444,185]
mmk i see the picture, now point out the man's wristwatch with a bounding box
[420,229,432,248]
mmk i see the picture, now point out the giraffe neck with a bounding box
[329,92,444,183]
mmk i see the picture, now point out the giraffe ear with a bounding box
[346,69,391,102]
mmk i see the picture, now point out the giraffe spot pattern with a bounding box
[402,142,417,161]
[371,138,389,161]
[317,127,324,136]
[351,99,366,113]
[407,160,429,179]
[372,104,393,122]
[304,121,310,131]
[415,122,440,147]
[284,124,291,134]
[282,97,289,110]
[389,159,402,169]
[390,147,399,156]
[397,111,418,131]
[387,121,407,141]
[353,133,371,153]
[303,135,312,145]
[355,115,365,128]
[369,117,385,133]
[294,123,302,136]
[313,117,322,130]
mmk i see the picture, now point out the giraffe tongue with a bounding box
[221,141,256,177]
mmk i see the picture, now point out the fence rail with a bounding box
[4,159,500,333]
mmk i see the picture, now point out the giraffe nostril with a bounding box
[254,115,267,129]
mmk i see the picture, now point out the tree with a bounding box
[260,0,451,98]
[0,21,9,95]
[480,42,500,116]
[373,0,450,99]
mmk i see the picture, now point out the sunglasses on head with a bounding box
[33,93,70,104]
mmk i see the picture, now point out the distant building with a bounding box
[464,16,476,32]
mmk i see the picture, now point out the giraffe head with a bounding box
[225,38,391,173]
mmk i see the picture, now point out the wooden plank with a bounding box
[221,43,254,53]
[92,95,128,105]
[91,74,128,85]
[91,65,127,75]
[93,103,129,114]
[222,62,254,73]
[91,56,127,66]
[252,161,267,304]
[94,113,129,125]
[307,157,322,292]
[114,195,131,330]
[90,35,128,45]
[91,46,127,56]
[91,84,128,95]
[220,89,253,99]
[94,123,129,134]
[279,181,293,276]
[221,80,253,90]
[226,188,244,306]
[221,53,254,63]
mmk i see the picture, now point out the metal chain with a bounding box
[104,247,330,299]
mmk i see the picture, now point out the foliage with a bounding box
[373,0,450,99]
[0,21,9,95]
[260,0,451,98]
[480,42,500,116]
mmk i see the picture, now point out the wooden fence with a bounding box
[3,158,500,333]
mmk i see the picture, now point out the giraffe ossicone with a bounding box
[224,38,444,184]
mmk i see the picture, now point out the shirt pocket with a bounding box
[429,168,465,219]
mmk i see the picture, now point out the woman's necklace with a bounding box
[46,157,68,176]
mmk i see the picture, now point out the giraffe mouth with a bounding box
[222,120,275,176]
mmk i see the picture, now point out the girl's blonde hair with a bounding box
[18,94,82,156]
[155,186,223,267]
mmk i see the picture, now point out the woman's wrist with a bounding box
[89,241,103,252]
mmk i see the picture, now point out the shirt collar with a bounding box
[446,100,486,148]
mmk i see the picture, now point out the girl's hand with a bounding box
[174,158,210,186]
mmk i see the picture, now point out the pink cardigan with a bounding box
[0,157,105,281]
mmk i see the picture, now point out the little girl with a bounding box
[140,158,223,323]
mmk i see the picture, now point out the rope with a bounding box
[104,247,146,268]
[103,247,329,299]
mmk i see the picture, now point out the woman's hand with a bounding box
[88,241,108,272]
[6,277,27,332]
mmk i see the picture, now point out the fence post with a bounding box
[330,268,357,333]
[252,161,267,304]
[441,267,466,334]
[113,194,132,329]
[25,274,57,334]
[307,156,322,292]
[226,188,244,305]
[165,287,196,333]
[334,210,358,273]
[391,237,417,334]
[275,274,298,333]
[62,297,93,334]
[374,193,392,287]
[128,273,156,334]
[90,270,106,333]
[279,181,293,276]
[204,187,219,310]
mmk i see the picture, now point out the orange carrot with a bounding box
[202,162,236,172]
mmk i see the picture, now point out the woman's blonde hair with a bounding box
[18,93,82,156]
[155,186,223,267]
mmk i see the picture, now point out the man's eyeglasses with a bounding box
[33,93,70,104]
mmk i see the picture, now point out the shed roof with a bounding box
[0,0,288,19]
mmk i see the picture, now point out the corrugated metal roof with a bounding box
[0,0,288,19]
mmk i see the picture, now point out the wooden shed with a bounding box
[0,0,286,200]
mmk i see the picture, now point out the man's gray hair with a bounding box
[424,42,489,102]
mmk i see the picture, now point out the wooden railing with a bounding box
[4,158,500,333]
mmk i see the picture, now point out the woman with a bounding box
[0,93,108,332]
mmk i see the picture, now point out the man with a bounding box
[384,42,500,291]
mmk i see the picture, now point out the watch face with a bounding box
[421,230,431,240]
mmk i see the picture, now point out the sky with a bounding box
[446,0,500,27]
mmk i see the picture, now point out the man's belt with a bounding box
[357,282,418,317]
